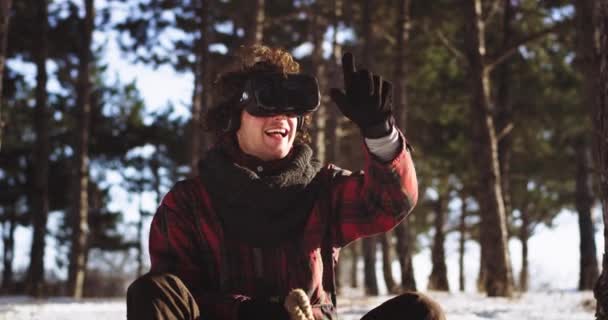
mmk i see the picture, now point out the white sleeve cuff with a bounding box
[364,126,401,162]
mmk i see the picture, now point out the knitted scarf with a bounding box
[198,141,323,247]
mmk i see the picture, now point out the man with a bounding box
[127,45,445,320]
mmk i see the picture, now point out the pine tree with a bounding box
[575,0,600,291]
[593,0,608,317]
[462,0,513,297]
[428,184,450,291]
[189,0,212,175]
[0,0,12,150]
[27,0,50,297]
[68,0,94,298]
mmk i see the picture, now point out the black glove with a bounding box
[238,298,290,320]
[330,52,394,139]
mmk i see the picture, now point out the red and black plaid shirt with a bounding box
[148,132,418,320]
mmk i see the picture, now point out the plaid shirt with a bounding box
[148,133,418,320]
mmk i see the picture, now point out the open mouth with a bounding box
[264,128,288,138]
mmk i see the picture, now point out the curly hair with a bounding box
[204,45,312,144]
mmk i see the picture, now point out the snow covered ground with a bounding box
[0,290,595,320]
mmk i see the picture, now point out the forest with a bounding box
[1,0,608,317]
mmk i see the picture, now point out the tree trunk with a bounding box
[360,0,379,296]
[476,250,485,293]
[519,209,530,292]
[496,0,514,226]
[395,221,416,291]
[476,249,487,292]
[311,2,327,165]
[380,233,397,293]
[475,192,486,293]
[495,0,516,291]
[68,0,94,299]
[393,0,411,129]
[576,138,599,290]
[362,238,378,295]
[136,199,145,278]
[190,55,203,174]
[190,0,211,175]
[462,0,513,297]
[328,1,342,289]
[350,242,359,288]
[26,0,50,297]
[428,192,450,291]
[326,0,342,165]
[1,204,16,292]
[392,0,416,292]
[575,0,601,293]
[245,0,264,46]
[0,0,12,150]
[594,1,608,316]
[458,192,467,292]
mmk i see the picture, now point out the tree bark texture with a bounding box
[381,9,398,284]
[190,0,211,175]
[395,221,417,291]
[380,233,397,293]
[311,3,327,165]
[519,209,530,292]
[245,0,264,46]
[392,0,416,292]
[575,0,601,292]
[0,0,11,150]
[496,0,514,228]
[326,0,342,165]
[360,0,379,296]
[136,197,145,278]
[428,193,450,291]
[476,251,485,293]
[27,0,50,297]
[362,238,379,295]
[393,0,411,129]
[594,2,608,317]
[462,0,513,297]
[68,0,94,299]
[576,138,599,290]
[458,192,467,292]
[350,242,359,288]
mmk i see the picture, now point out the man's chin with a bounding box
[264,146,291,160]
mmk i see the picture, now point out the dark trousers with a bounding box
[127,273,446,320]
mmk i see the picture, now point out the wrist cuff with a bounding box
[361,120,392,138]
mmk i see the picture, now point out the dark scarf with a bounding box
[198,139,323,247]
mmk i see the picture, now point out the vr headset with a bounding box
[240,73,321,116]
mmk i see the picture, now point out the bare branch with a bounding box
[496,123,514,141]
[382,32,396,46]
[486,19,573,72]
[483,0,502,24]
[435,28,467,65]
[264,11,308,28]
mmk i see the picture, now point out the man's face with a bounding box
[236,110,298,161]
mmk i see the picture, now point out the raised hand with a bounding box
[329,52,394,138]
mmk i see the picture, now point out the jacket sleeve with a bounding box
[148,183,251,320]
[328,129,418,247]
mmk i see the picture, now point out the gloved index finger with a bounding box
[342,52,355,89]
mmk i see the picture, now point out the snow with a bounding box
[340,290,595,320]
[0,290,595,320]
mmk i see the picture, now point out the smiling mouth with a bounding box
[264,128,288,138]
